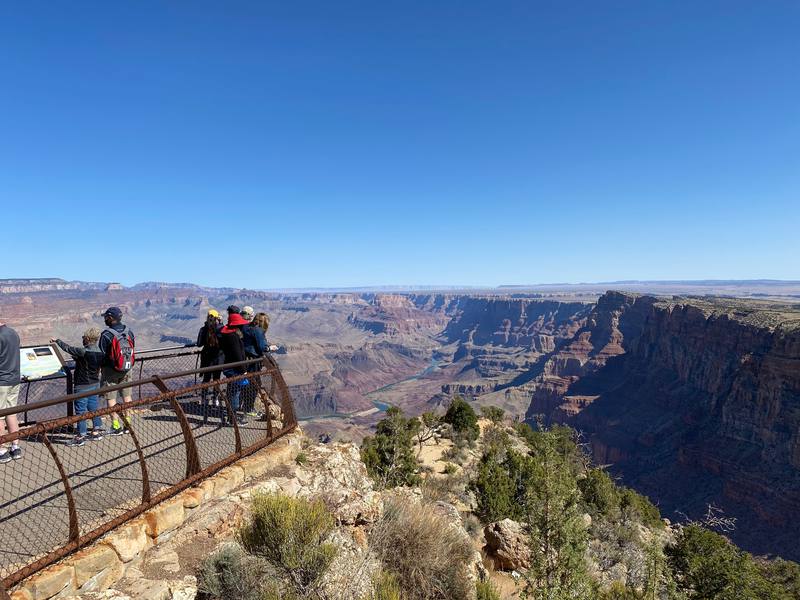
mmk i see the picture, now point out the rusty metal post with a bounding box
[0,580,10,600]
[124,420,152,503]
[41,432,79,542]
[154,375,202,477]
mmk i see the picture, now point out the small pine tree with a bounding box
[361,406,421,488]
[443,396,480,442]
[521,426,591,600]
[481,405,505,423]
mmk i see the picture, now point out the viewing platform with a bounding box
[0,347,297,599]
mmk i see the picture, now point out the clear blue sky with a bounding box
[1,2,798,288]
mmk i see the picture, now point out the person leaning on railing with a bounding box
[51,328,106,446]
[0,320,23,463]
[240,310,279,417]
[218,312,250,426]
[196,309,224,414]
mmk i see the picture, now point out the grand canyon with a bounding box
[2,277,800,561]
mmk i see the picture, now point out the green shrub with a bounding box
[371,498,474,600]
[667,525,789,599]
[619,487,663,529]
[371,571,402,600]
[482,423,511,458]
[476,579,501,600]
[197,544,266,600]
[759,558,800,598]
[238,494,336,598]
[596,581,641,599]
[443,396,480,442]
[295,451,308,466]
[579,468,620,517]
[443,462,457,475]
[361,407,421,488]
[472,450,526,522]
[480,405,505,423]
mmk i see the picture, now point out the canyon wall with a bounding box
[447,291,800,558]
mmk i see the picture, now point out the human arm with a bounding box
[196,326,206,348]
[51,338,85,358]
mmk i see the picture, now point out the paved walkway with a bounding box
[0,396,272,581]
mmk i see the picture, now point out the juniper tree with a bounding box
[520,425,591,600]
[361,406,420,488]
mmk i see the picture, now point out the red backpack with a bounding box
[106,326,135,372]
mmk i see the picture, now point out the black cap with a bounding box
[227,305,241,315]
[102,306,123,320]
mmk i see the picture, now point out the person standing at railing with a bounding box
[0,321,23,463]
[98,307,136,436]
[218,312,250,426]
[240,307,266,416]
[52,328,105,446]
[196,309,224,416]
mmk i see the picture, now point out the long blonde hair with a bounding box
[252,312,270,333]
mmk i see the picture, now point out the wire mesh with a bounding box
[0,350,296,594]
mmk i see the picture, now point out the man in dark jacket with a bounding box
[218,312,249,425]
[99,307,136,435]
[52,328,105,445]
[0,321,22,463]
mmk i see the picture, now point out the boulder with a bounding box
[296,443,383,525]
[484,519,531,571]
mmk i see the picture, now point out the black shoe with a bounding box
[110,426,125,436]
[10,446,22,460]
[237,416,248,426]
[67,436,86,447]
[89,431,105,441]
[0,450,10,464]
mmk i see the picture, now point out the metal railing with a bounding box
[17,345,205,424]
[0,350,297,598]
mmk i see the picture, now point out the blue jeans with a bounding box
[74,383,102,436]
[223,370,248,412]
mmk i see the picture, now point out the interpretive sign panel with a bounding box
[19,345,66,380]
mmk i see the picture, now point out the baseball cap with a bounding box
[102,307,123,320]
[208,309,220,319]
[241,306,254,318]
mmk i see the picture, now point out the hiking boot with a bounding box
[110,426,125,436]
[237,416,248,426]
[66,436,86,447]
[10,446,22,460]
[89,430,105,441]
[0,450,10,464]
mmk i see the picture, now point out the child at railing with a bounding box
[52,328,105,446]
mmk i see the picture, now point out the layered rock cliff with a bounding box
[518,292,800,559]
[435,291,800,558]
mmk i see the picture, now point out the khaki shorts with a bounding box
[0,384,20,410]
[101,368,133,402]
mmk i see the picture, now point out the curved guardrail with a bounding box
[0,350,297,598]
